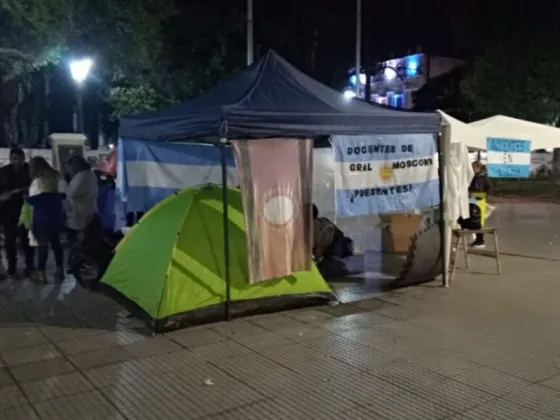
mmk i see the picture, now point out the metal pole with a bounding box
[220,139,232,320]
[247,0,254,65]
[77,88,84,134]
[437,131,448,287]
[355,0,362,97]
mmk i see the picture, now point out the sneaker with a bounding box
[469,241,486,249]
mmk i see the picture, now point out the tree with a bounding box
[461,35,560,125]
[0,0,176,146]
[109,2,245,119]
[460,1,560,125]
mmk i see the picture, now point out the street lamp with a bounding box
[69,58,93,133]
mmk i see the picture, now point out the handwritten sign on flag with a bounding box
[332,134,440,216]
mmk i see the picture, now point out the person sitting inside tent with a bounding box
[312,204,354,263]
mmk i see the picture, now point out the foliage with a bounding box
[461,19,560,124]
[0,0,175,79]
[108,0,246,118]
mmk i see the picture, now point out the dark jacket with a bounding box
[27,193,66,234]
[469,171,492,194]
[0,163,30,221]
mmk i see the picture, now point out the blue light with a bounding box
[406,57,419,76]
[349,74,357,86]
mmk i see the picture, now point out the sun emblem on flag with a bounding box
[379,165,393,182]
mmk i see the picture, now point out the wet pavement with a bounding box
[0,201,560,419]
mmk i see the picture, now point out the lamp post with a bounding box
[69,58,93,133]
[355,0,362,97]
[247,0,254,65]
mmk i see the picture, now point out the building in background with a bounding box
[345,53,465,109]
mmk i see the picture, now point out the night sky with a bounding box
[15,0,560,143]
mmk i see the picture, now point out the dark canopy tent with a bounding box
[119,50,441,140]
[117,51,445,325]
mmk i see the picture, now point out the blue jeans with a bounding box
[34,229,63,271]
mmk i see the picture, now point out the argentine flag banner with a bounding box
[117,138,237,212]
[332,134,440,217]
[486,138,531,178]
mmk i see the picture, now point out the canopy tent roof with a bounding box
[468,115,560,150]
[120,50,441,140]
[438,111,486,145]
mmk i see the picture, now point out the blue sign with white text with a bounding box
[486,138,531,178]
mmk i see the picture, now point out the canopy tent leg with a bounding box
[220,139,232,320]
[437,131,449,287]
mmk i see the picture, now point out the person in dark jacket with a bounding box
[467,161,492,248]
[0,148,34,278]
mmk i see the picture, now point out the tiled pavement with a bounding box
[1,201,560,419]
[1,251,560,419]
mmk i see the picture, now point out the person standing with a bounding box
[26,157,66,283]
[0,148,34,278]
[65,156,98,241]
[468,161,492,248]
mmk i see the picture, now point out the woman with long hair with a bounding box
[27,157,66,283]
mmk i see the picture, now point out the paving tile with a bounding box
[195,383,359,420]
[57,333,117,356]
[406,352,482,379]
[37,326,103,343]
[22,371,94,402]
[319,311,395,333]
[502,383,560,418]
[0,385,27,412]
[0,327,48,351]
[1,344,60,366]
[102,371,266,420]
[274,324,331,342]
[283,309,336,324]
[399,376,496,413]
[70,346,131,371]
[167,327,226,348]
[122,336,181,359]
[300,335,397,371]
[317,304,369,317]
[188,339,256,361]
[449,398,547,420]
[487,348,560,382]
[33,390,126,420]
[210,319,269,339]
[540,373,560,391]
[108,329,150,346]
[247,314,305,331]
[357,388,454,420]
[0,367,13,387]
[87,351,232,389]
[0,404,40,420]
[371,359,448,391]
[9,357,75,383]
[451,366,531,397]
[233,331,294,351]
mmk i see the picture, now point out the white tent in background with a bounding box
[469,115,560,150]
[438,111,477,286]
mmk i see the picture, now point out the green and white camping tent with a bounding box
[101,184,334,331]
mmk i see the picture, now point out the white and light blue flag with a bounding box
[117,138,237,212]
[332,134,440,216]
[486,138,531,178]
